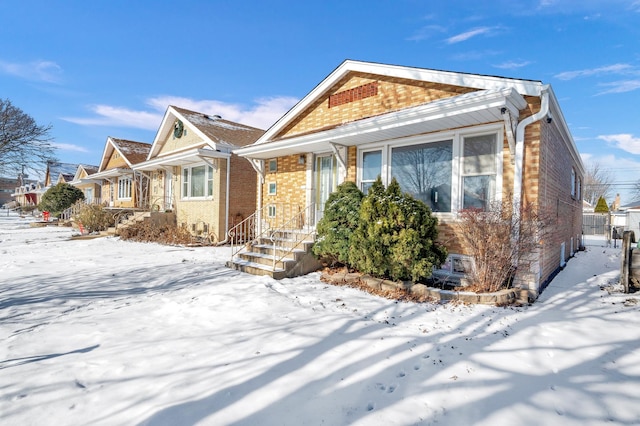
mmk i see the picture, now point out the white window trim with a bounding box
[268,182,277,195]
[268,159,278,173]
[117,176,132,200]
[357,123,503,215]
[181,163,214,200]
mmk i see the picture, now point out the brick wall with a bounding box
[228,153,257,224]
[276,73,477,140]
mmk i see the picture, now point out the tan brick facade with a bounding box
[277,73,477,140]
[254,66,583,295]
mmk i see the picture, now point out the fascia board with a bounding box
[255,60,542,145]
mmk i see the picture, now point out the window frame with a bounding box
[117,176,132,200]
[180,163,215,200]
[357,124,503,214]
[268,182,277,195]
[268,159,278,173]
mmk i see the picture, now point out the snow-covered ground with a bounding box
[1,209,639,426]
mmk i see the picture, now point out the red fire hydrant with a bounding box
[43,211,50,221]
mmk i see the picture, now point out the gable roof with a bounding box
[98,137,151,172]
[235,59,582,175]
[72,164,99,181]
[254,59,545,146]
[146,105,265,160]
[45,161,82,186]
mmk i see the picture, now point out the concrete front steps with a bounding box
[101,211,151,236]
[226,231,321,279]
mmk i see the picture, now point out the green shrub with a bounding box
[313,181,364,266]
[38,183,84,217]
[73,203,114,233]
[349,177,447,282]
[594,196,609,213]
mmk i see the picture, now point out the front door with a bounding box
[316,154,336,223]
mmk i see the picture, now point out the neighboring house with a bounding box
[133,105,263,242]
[68,164,100,204]
[1,177,21,207]
[89,137,152,208]
[234,60,584,298]
[615,200,640,238]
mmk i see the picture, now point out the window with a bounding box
[577,178,581,200]
[361,126,502,213]
[361,150,382,193]
[391,140,453,212]
[181,164,214,199]
[268,182,277,195]
[268,159,277,173]
[462,134,497,210]
[118,177,132,200]
[571,168,576,198]
[268,204,277,218]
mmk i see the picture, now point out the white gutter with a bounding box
[512,85,550,260]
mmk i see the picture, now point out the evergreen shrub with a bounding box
[312,181,364,266]
[38,183,84,217]
[348,177,447,282]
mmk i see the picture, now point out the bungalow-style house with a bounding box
[68,164,100,204]
[89,137,152,208]
[132,106,264,242]
[233,60,584,299]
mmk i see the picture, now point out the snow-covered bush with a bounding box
[313,181,364,266]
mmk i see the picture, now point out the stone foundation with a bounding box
[321,270,526,306]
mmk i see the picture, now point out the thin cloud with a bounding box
[52,143,89,153]
[64,96,298,131]
[406,25,447,42]
[63,105,162,130]
[0,59,62,83]
[450,50,502,61]
[493,60,532,70]
[599,133,640,154]
[554,63,634,80]
[446,27,497,44]
[147,95,298,130]
[597,80,640,95]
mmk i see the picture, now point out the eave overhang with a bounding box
[235,87,527,160]
[133,148,231,172]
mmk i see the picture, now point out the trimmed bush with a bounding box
[313,181,364,266]
[38,183,84,217]
[349,177,447,282]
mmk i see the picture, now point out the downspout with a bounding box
[215,157,231,246]
[512,85,550,263]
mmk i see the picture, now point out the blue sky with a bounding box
[2,0,640,202]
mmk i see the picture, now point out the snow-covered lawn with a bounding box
[1,210,639,425]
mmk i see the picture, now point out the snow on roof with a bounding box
[172,106,264,148]
[110,138,152,165]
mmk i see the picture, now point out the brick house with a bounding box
[233,60,584,298]
[133,106,264,242]
[68,164,100,204]
[89,138,152,208]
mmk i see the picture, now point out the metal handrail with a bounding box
[228,203,304,260]
[269,203,316,271]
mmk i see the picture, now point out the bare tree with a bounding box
[583,161,614,206]
[632,181,640,203]
[0,98,56,177]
